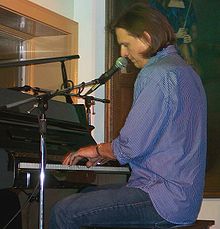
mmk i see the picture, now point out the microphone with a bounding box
[83,57,128,95]
[97,57,128,85]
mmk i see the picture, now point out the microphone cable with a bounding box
[2,181,40,229]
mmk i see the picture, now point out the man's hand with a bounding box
[63,145,100,167]
[62,143,116,168]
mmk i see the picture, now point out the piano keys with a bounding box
[18,162,130,174]
[13,161,130,189]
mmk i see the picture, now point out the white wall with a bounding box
[29,0,74,19]
[73,0,105,143]
[28,1,220,228]
[29,0,105,142]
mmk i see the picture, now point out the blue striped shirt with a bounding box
[112,45,207,224]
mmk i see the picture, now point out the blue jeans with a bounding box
[49,184,173,229]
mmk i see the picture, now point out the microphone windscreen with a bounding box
[115,57,128,69]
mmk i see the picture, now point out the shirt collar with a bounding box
[147,45,177,66]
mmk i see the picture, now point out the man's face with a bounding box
[115,28,150,69]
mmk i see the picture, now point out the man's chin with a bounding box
[133,63,141,69]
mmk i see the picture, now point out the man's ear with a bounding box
[143,31,152,46]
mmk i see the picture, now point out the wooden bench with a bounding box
[81,220,215,229]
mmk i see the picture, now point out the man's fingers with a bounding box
[71,155,84,165]
[98,158,110,165]
[85,157,103,167]
[63,153,83,165]
[63,152,73,164]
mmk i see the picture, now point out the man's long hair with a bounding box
[109,2,176,57]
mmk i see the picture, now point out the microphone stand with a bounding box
[1,91,58,229]
[0,54,80,229]
[81,95,110,126]
[1,73,109,228]
[37,99,48,229]
[0,81,108,227]
[71,78,110,126]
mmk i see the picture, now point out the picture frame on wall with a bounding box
[105,0,220,197]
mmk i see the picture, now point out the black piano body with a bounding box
[0,88,129,189]
[0,88,96,155]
